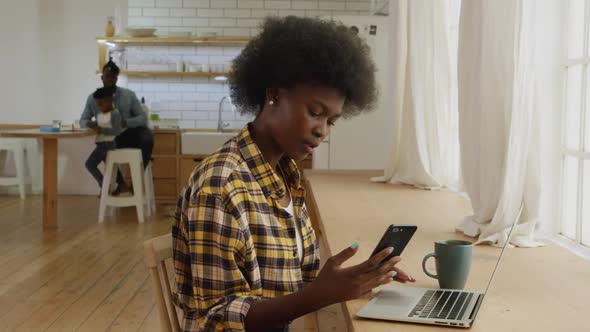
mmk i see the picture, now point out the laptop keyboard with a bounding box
[408,290,474,320]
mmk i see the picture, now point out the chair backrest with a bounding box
[143,233,181,332]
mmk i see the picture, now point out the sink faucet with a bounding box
[217,96,231,132]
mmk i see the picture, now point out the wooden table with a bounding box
[304,170,590,332]
[0,129,94,228]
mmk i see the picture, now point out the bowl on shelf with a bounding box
[126,28,157,37]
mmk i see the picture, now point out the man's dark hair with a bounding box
[93,86,115,100]
[103,58,120,76]
[229,16,378,118]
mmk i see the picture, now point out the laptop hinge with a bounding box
[469,294,485,320]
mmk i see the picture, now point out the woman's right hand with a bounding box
[308,243,407,306]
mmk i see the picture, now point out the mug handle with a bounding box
[422,253,438,279]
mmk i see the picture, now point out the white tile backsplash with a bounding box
[210,18,237,27]
[182,92,210,101]
[182,111,210,120]
[264,1,292,9]
[196,101,220,111]
[197,8,223,17]
[319,1,346,10]
[237,0,265,9]
[157,111,182,118]
[182,17,210,26]
[211,0,237,9]
[224,9,252,18]
[156,92,183,101]
[169,83,197,92]
[194,46,224,56]
[127,0,375,129]
[143,7,170,16]
[279,9,305,16]
[156,16,183,26]
[170,8,198,16]
[346,1,371,11]
[170,101,198,111]
[156,0,182,8]
[129,7,143,16]
[292,1,318,10]
[143,82,170,92]
[250,9,279,18]
[183,0,210,8]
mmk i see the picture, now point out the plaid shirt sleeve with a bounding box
[173,187,259,332]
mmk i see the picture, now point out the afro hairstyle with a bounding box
[229,16,378,118]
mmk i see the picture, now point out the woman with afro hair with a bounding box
[172,16,414,332]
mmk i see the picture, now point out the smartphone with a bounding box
[370,224,417,263]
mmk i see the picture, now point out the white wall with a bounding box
[1,0,129,195]
[0,0,43,124]
[40,0,128,124]
[0,0,128,125]
[41,0,129,194]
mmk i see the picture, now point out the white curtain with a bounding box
[456,0,543,247]
[372,0,459,189]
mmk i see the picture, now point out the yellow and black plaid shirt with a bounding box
[172,124,320,332]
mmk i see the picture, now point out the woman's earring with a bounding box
[269,100,274,106]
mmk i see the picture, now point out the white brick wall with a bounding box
[126,0,383,129]
[156,0,182,8]
[238,0,265,9]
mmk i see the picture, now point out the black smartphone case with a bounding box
[370,224,418,261]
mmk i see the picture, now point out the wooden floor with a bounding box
[0,195,322,332]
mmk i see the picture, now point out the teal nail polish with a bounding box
[350,242,359,249]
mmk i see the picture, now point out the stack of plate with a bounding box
[126,28,157,37]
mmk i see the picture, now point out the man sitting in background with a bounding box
[84,87,122,195]
[80,59,153,194]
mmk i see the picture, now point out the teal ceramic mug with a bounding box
[422,240,473,289]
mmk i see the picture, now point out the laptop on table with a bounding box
[356,207,522,328]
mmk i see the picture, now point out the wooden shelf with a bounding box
[96,36,250,44]
[94,70,230,78]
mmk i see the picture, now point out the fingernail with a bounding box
[350,242,359,250]
[391,271,398,278]
[388,247,394,254]
[409,275,415,281]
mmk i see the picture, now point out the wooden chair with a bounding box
[143,233,181,332]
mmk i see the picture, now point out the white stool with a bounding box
[0,139,29,199]
[99,148,155,223]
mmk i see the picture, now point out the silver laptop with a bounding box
[356,206,522,328]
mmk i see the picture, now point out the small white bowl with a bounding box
[126,28,157,37]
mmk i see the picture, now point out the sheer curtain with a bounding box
[456,0,543,247]
[372,0,459,190]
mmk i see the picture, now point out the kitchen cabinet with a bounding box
[151,129,180,205]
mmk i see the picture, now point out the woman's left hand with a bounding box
[391,266,415,283]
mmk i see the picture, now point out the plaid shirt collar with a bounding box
[237,124,303,200]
